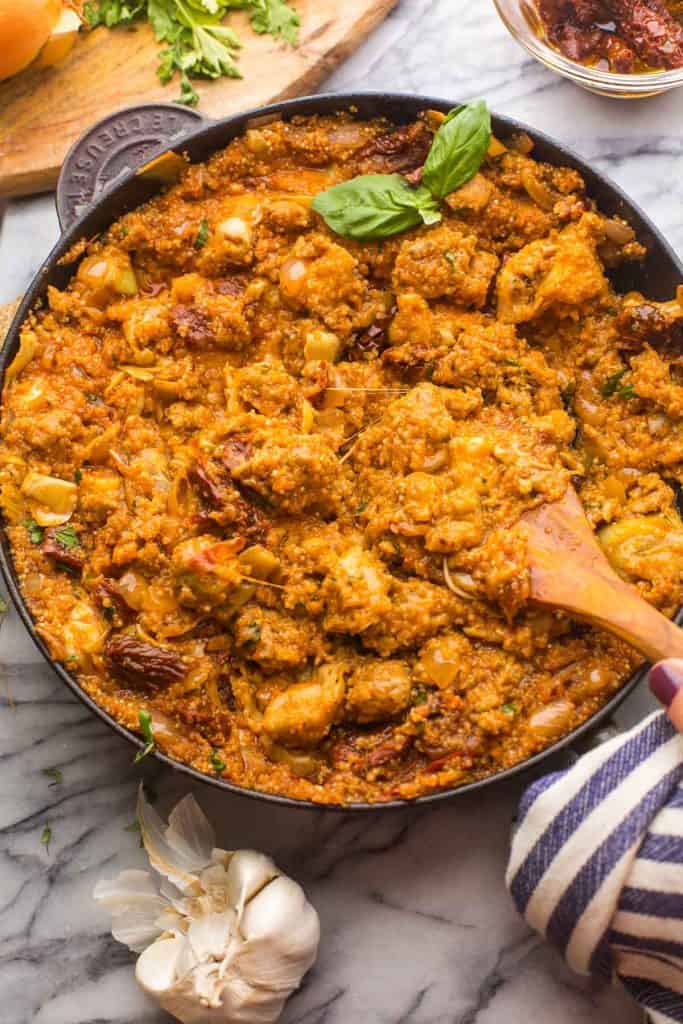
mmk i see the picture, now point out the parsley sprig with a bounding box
[84,0,300,106]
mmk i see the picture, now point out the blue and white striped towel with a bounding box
[506,710,683,1023]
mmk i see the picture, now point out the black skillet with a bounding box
[1,92,681,810]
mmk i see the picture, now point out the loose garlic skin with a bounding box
[94,789,320,1024]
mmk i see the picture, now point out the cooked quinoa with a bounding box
[2,110,683,803]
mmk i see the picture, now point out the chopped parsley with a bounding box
[41,824,52,853]
[194,217,210,250]
[134,709,156,764]
[412,685,429,706]
[355,499,369,515]
[42,767,63,787]
[210,749,227,773]
[85,0,299,108]
[601,368,639,400]
[23,518,44,544]
[242,621,261,649]
[54,525,80,550]
[502,703,518,715]
[601,368,627,397]
[74,469,83,484]
[560,380,576,411]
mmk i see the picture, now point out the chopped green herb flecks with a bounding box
[134,709,156,764]
[561,380,576,410]
[210,749,227,773]
[41,824,52,853]
[502,703,518,715]
[601,368,627,397]
[243,621,261,649]
[24,518,44,544]
[74,469,83,484]
[42,767,63,787]
[54,525,80,549]
[194,217,210,250]
[601,369,639,401]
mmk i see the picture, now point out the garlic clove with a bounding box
[236,876,320,990]
[136,935,186,994]
[93,869,167,953]
[186,910,235,963]
[226,850,279,920]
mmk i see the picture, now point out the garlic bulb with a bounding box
[93,788,320,1023]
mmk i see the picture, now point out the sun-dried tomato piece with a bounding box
[608,0,683,69]
[106,636,187,689]
[222,436,253,472]
[42,532,85,571]
[171,304,213,345]
[359,122,433,175]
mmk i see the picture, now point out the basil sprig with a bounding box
[423,99,491,199]
[312,175,441,242]
[312,100,492,242]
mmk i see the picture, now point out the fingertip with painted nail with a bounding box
[649,661,683,708]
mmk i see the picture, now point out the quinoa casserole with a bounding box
[3,106,683,805]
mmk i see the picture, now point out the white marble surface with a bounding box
[0,1,677,1021]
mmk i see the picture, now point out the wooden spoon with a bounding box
[521,484,683,661]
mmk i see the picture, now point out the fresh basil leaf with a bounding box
[422,99,491,200]
[312,174,440,241]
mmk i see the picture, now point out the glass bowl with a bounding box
[492,0,683,98]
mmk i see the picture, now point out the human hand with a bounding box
[649,659,683,732]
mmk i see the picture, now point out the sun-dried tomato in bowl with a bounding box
[537,0,683,73]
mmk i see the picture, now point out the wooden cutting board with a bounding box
[0,0,397,198]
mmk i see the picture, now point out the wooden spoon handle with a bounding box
[530,561,683,662]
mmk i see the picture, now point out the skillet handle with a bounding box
[55,103,207,233]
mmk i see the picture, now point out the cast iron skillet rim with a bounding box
[0,90,677,812]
